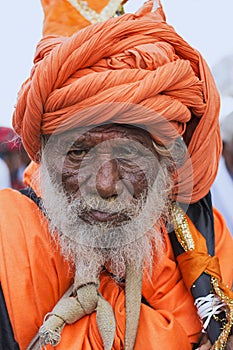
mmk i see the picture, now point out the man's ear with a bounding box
[170,137,187,167]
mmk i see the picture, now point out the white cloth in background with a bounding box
[211,156,233,235]
[0,158,11,189]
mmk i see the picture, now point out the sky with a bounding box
[1,0,233,127]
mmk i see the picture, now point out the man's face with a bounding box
[44,123,160,226]
[41,123,172,277]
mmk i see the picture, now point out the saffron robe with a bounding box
[0,187,232,350]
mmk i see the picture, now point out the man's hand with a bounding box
[197,334,233,350]
[197,334,211,350]
[226,335,233,350]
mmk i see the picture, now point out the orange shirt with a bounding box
[0,188,232,349]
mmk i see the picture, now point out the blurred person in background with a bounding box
[0,157,11,189]
[211,111,233,235]
[0,126,30,189]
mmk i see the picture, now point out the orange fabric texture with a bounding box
[1,161,233,349]
[0,187,201,350]
[1,186,232,349]
[41,0,123,36]
[12,1,221,203]
[177,209,233,296]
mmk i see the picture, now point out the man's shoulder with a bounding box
[0,187,40,206]
[0,187,45,233]
[0,187,36,212]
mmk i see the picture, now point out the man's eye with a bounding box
[115,146,140,158]
[67,149,87,158]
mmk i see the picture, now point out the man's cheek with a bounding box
[120,169,148,198]
[62,171,80,195]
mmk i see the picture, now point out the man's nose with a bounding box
[96,159,120,199]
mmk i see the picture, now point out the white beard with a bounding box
[40,156,172,282]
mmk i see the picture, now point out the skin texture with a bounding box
[44,123,160,225]
[198,334,212,349]
[197,333,233,349]
[43,123,233,348]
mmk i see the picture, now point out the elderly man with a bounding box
[0,1,233,349]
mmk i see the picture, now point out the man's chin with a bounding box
[78,209,133,227]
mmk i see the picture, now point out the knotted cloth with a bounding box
[38,262,142,350]
[12,0,221,204]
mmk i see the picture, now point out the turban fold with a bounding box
[13,0,221,203]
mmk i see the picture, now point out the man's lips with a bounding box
[89,209,119,222]
[80,208,131,224]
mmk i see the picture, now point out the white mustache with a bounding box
[69,193,143,217]
[39,155,172,281]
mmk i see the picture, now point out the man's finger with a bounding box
[226,335,233,350]
[197,338,212,350]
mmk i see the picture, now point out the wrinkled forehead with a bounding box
[43,123,154,148]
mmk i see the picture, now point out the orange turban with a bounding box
[12,0,221,203]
